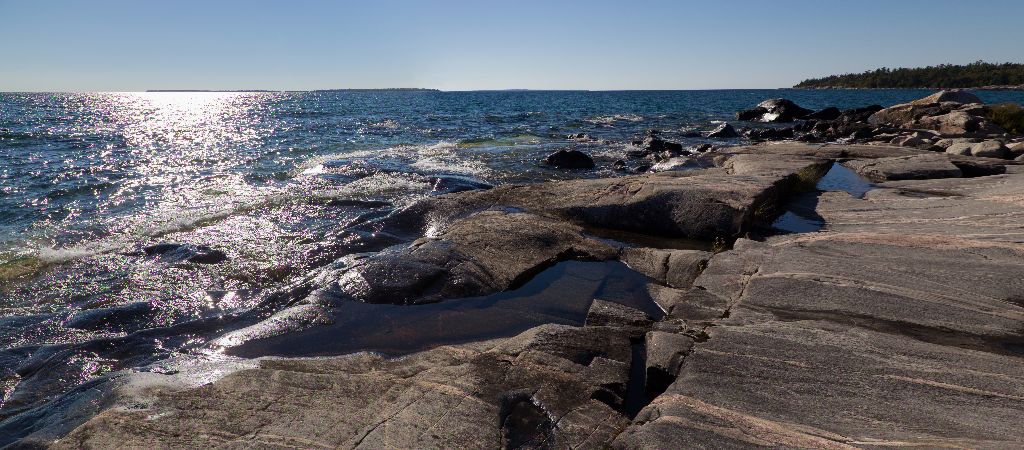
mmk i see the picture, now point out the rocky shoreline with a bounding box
[10,92,1024,448]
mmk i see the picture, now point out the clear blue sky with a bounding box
[2,0,1022,91]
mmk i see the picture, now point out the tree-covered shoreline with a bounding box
[795,61,1024,89]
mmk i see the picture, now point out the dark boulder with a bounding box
[746,127,794,141]
[706,123,739,139]
[641,136,684,155]
[839,105,884,123]
[756,98,813,122]
[543,149,595,169]
[736,107,768,121]
[736,99,812,123]
[803,107,841,121]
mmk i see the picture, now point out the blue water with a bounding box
[1,89,1023,433]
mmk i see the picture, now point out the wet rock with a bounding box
[543,149,595,169]
[639,136,684,156]
[706,123,738,139]
[843,154,962,182]
[142,243,228,264]
[649,157,698,172]
[64,302,157,333]
[612,159,627,171]
[320,210,617,305]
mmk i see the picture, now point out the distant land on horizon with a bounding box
[145,88,441,93]
[795,61,1024,90]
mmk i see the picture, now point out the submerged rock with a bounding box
[142,243,228,264]
[543,149,595,169]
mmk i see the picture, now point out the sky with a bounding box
[2,0,1022,91]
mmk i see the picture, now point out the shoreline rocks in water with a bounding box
[7,90,1024,448]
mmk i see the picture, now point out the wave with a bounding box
[585,114,644,125]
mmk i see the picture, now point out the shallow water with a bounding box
[771,162,874,233]
[2,89,1023,428]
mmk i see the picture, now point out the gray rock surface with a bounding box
[843,154,963,181]
[24,142,1024,448]
[614,159,1024,449]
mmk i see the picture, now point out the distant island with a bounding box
[794,61,1024,89]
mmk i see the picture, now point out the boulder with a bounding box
[868,92,1001,135]
[706,123,738,139]
[838,104,884,123]
[736,98,812,123]
[543,149,595,169]
[1007,141,1024,158]
[945,140,1008,158]
[802,106,841,121]
[910,89,983,105]
[640,136,683,155]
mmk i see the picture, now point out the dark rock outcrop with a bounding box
[802,106,841,121]
[544,149,596,169]
[736,98,813,123]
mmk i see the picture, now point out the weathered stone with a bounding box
[644,331,695,397]
[620,247,711,289]
[843,154,962,182]
[53,324,636,449]
[616,170,1024,448]
[645,284,727,321]
[585,299,653,329]
[946,140,1009,158]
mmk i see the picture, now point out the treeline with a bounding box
[795,61,1024,89]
